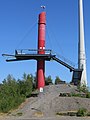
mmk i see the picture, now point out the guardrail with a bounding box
[15,49,52,55]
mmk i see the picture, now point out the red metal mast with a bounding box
[37,12,46,91]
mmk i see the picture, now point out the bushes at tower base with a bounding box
[0,73,34,113]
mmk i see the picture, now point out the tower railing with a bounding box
[15,49,52,55]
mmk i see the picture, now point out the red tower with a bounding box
[37,12,46,91]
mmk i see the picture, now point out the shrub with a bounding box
[45,75,53,85]
[86,92,90,98]
[87,112,90,116]
[77,85,88,93]
[77,108,87,117]
[71,93,81,97]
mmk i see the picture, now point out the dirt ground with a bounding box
[0,116,90,120]
[0,84,90,120]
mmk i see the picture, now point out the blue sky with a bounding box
[0,0,90,86]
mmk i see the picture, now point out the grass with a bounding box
[16,112,23,116]
[56,111,77,116]
[77,108,87,117]
[56,108,90,117]
[34,112,43,117]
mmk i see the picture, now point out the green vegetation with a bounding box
[77,108,87,117]
[0,73,34,113]
[56,108,90,117]
[56,111,77,116]
[16,112,23,116]
[86,92,90,98]
[0,73,89,114]
[0,73,58,113]
[87,112,90,116]
[71,93,86,98]
[77,85,88,93]
[59,85,90,98]
[77,85,90,98]
[55,76,61,84]
[59,92,90,98]
[45,75,53,85]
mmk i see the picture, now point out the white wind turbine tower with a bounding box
[78,0,87,86]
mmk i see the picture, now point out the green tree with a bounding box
[0,73,38,113]
[0,74,25,113]
[18,73,33,97]
[25,74,33,97]
[45,75,53,85]
[55,76,61,85]
[23,73,27,81]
